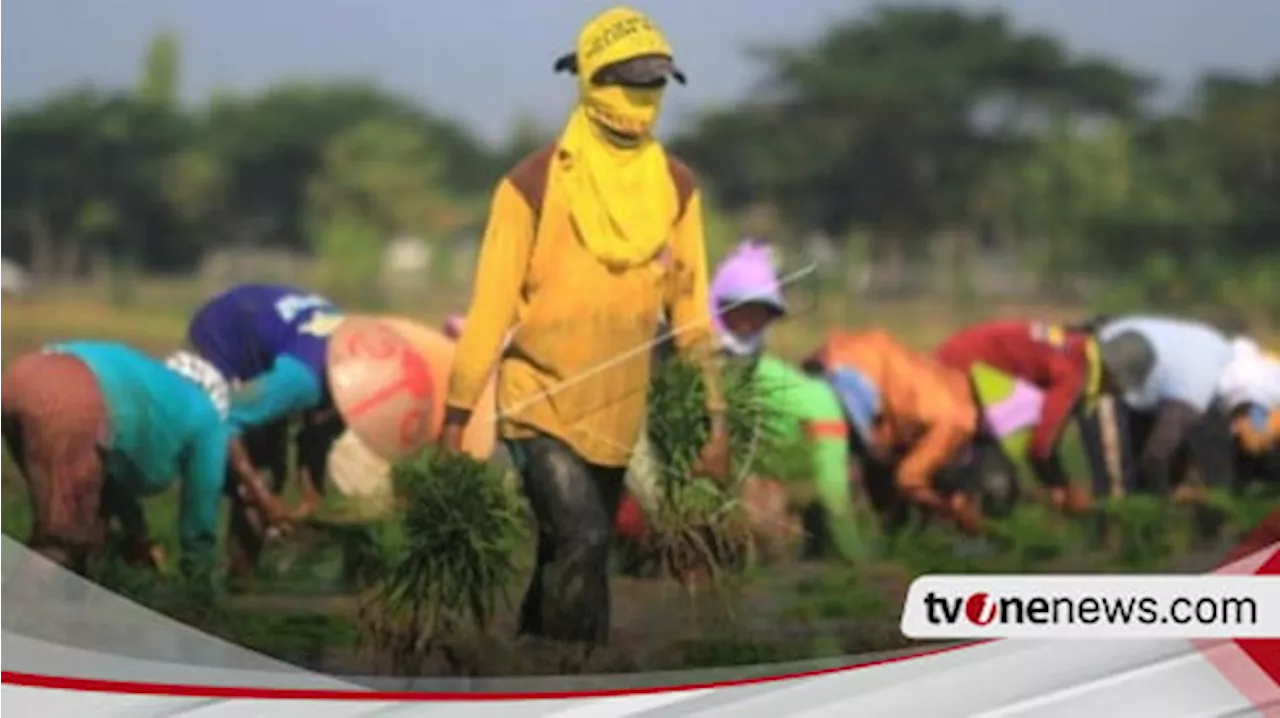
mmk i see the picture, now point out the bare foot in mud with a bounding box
[115,537,167,572]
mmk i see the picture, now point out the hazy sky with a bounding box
[4,0,1278,143]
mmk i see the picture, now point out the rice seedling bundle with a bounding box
[1099,495,1177,569]
[352,447,528,673]
[643,356,794,586]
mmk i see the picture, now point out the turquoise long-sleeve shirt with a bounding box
[752,355,868,561]
[49,342,231,576]
[226,354,323,433]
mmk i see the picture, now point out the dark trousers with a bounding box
[857,438,1017,532]
[941,437,1022,518]
[507,433,626,646]
[1078,398,1237,499]
[1234,444,1280,492]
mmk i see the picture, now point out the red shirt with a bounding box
[935,320,1093,461]
[615,493,649,543]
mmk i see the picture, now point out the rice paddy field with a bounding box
[3,279,1276,678]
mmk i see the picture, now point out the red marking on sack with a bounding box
[345,326,399,361]
[399,407,431,447]
[344,348,434,421]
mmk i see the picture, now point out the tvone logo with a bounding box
[922,590,1002,626]
[965,592,997,625]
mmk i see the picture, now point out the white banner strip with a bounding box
[900,575,1280,639]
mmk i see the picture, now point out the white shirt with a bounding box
[1216,337,1280,412]
[1098,316,1233,413]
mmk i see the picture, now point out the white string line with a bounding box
[570,364,806,491]
[493,261,820,421]
[472,261,819,498]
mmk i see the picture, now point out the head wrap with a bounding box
[827,365,880,446]
[554,6,686,136]
[1217,336,1280,412]
[1099,330,1157,395]
[442,314,466,340]
[709,239,787,356]
[551,7,685,270]
[165,350,231,420]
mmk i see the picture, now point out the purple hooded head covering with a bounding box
[709,239,787,355]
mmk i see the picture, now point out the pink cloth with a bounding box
[442,315,466,340]
[1,351,111,551]
[983,379,1045,439]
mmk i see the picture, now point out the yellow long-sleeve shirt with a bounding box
[446,144,724,468]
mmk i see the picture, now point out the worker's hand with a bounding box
[291,467,323,520]
[692,414,731,486]
[256,492,294,539]
[440,422,467,454]
[290,493,322,521]
[1055,485,1094,516]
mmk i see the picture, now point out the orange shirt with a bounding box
[811,329,978,489]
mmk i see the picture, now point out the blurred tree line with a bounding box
[3,8,1277,317]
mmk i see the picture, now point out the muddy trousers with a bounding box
[507,432,627,646]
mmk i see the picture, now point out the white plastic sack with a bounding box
[1217,337,1280,412]
[326,429,393,501]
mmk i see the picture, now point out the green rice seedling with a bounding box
[674,635,816,669]
[984,504,1089,571]
[354,448,528,674]
[644,357,791,591]
[1100,495,1178,570]
[1206,484,1279,544]
[295,486,407,590]
[100,557,359,667]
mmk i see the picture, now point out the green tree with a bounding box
[306,117,463,303]
[674,6,1150,263]
[199,81,491,251]
[137,30,182,110]
[1191,72,1280,254]
[986,116,1233,304]
[1,88,188,275]
[490,112,554,174]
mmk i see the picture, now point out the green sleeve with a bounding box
[812,435,868,562]
[754,357,868,560]
[754,356,845,425]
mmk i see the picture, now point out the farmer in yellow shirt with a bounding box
[441,7,728,647]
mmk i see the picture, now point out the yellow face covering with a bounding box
[555,7,680,271]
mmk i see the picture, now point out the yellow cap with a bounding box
[553,7,684,86]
